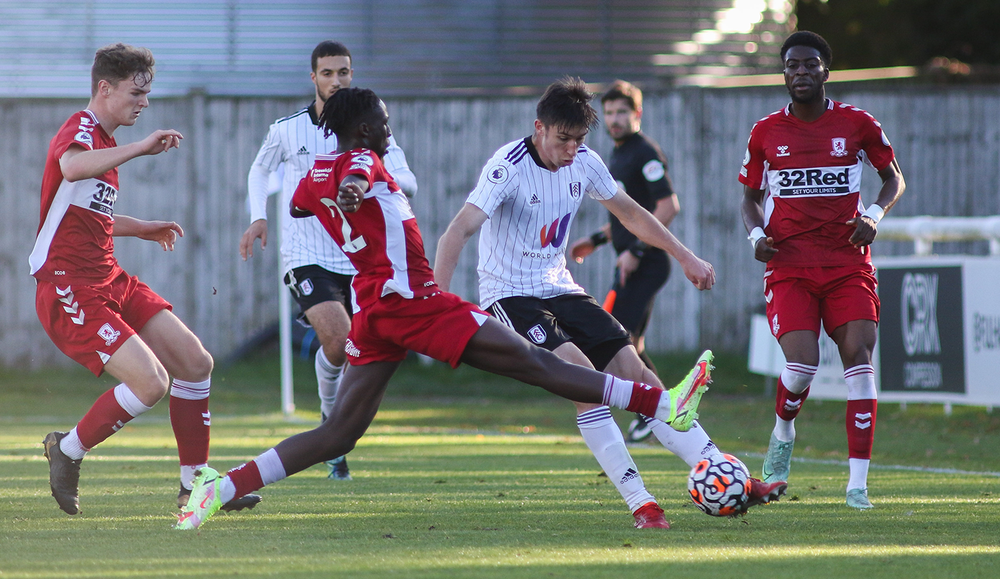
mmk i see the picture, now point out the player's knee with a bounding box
[180,346,214,381]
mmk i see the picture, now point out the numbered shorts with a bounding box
[35,272,172,376]
[487,293,631,372]
[763,264,879,340]
[284,265,355,324]
[346,290,487,368]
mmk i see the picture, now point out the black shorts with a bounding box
[283,265,354,324]
[487,294,631,372]
[609,249,669,337]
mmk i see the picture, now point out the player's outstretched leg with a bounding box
[762,432,795,484]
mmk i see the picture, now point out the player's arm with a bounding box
[434,203,489,292]
[612,193,681,285]
[600,191,714,290]
[112,214,184,251]
[741,185,777,263]
[383,136,418,198]
[847,158,906,248]
[60,130,182,182]
[240,163,276,260]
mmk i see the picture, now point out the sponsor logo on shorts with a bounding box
[299,279,314,296]
[345,338,362,358]
[98,323,121,346]
[527,324,547,344]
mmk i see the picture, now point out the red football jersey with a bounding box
[739,99,895,268]
[291,149,437,311]
[29,110,124,285]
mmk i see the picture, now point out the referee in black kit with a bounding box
[569,80,679,443]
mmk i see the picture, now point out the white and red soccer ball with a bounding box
[687,453,752,516]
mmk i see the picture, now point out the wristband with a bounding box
[861,204,885,224]
[748,227,766,249]
[589,230,609,247]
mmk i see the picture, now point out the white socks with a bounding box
[647,419,722,468]
[316,348,344,419]
[577,406,654,512]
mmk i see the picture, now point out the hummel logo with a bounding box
[776,145,790,157]
[619,468,639,484]
[854,412,872,430]
[529,194,541,205]
[297,146,309,155]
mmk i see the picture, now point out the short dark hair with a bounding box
[91,43,155,96]
[318,87,382,139]
[780,31,832,68]
[312,40,352,72]
[536,76,599,131]
[600,80,643,113]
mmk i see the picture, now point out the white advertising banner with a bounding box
[748,256,1000,407]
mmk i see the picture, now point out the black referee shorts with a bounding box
[609,249,669,338]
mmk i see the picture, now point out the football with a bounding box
[687,453,752,516]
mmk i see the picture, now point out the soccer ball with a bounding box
[687,453,752,516]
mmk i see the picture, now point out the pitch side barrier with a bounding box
[749,216,1000,414]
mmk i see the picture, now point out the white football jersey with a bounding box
[466,137,618,308]
[249,103,415,275]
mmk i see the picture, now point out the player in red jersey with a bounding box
[175,87,714,531]
[740,31,906,510]
[33,43,258,515]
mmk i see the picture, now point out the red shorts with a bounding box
[35,272,171,376]
[763,264,879,340]
[346,290,486,368]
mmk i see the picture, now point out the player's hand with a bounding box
[139,129,183,155]
[680,254,715,291]
[338,182,364,213]
[846,216,878,248]
[240,219,267,260]
[753,236,778,263]
[137,220,184,251]
[616,250,640,286]
[569,237,595,263]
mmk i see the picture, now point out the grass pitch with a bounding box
[2,352,999,578]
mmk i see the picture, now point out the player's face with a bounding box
[603,98,640,142]
[363,103,392,158]
[783,45,828,104]
[534,121,588,171]
[312,55,353,103]
[104,74,151,127]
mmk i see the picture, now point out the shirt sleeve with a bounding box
[290,171,316,217]
[466,155,519,216]
[857,112,895,171]
[583,148,618,200]
[251,122,286,173]
[383,135,418,197]
[738,122,767,189]
[641,146,674,201]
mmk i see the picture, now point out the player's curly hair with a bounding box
[780,31,833,68]
[91,43,155,96]
[536,76,599,131]
[318,87,383,139]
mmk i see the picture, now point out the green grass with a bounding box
[2,352,1000,578]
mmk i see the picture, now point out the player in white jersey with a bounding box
[436,77,786,528]
[239,41,417,480]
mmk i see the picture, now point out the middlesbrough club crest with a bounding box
[831,138,848,157]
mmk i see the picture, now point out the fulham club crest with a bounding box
[831,138,848,157]
[568,182,581,199]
